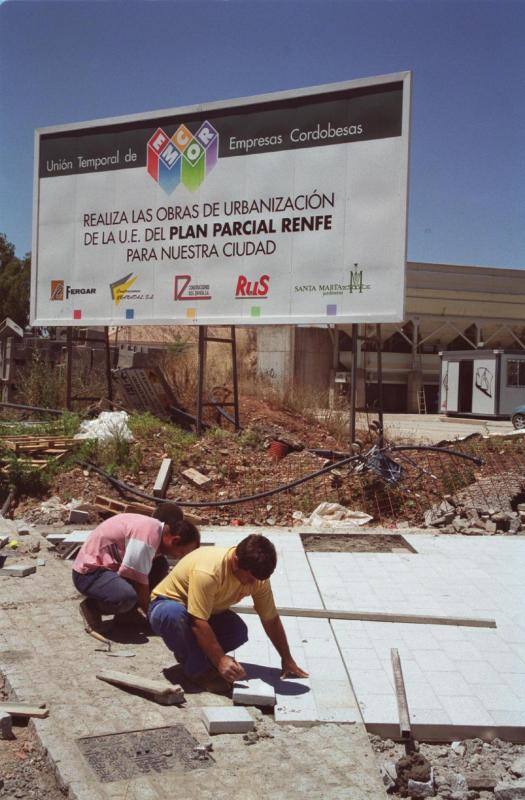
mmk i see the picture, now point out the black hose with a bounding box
[77,453,361,509]
[390,445,483,467]
[77,441,482,509]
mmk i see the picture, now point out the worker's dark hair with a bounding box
[169,519,200,546]
[236,534,277,580]
[152,502,183,527]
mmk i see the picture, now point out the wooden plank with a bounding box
[153,458,172,498]
[230,605,497,629]
[391,648,411,739]
[0,703,48,718]
[96,670,184,705]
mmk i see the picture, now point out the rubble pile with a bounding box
[371,735,525,799]
[423,499,524,535]
[422,473,525,535]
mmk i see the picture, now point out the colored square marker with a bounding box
[186,308,196,319]
[326,304,337,316]
[250,307,261,317]
[125,309,134,320]
[73,309,82,320]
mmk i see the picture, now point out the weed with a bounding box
[18,346,64,409]
[0,456,52,497]
[237,428,265,449]
[128,412,164,439]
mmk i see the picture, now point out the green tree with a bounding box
[0,233,30,328]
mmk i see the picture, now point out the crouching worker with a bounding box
[72,504,200,634]
[148,534,308,693]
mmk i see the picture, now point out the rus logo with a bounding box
[235,275,270,298]
[147,121,219,195]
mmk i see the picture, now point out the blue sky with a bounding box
[0,0,523,267]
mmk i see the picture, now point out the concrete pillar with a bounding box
[407,370,423,412]
[256,326,295,396]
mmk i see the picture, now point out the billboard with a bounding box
[31,72,411,326]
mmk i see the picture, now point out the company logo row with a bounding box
[50,274,270,304]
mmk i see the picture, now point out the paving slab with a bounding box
[308,535,525,736]
[232,678,276,707]
[201,705,255,734]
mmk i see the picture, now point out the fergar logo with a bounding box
[147,121,219,194]
[50,280,64,301]
[235,275,270,298]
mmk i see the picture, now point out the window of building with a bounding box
[507,360,525,387]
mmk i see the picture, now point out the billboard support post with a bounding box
[350,323,358,445]
[196,326,240,436]
[376,324,384,447]
[196,327,207,437]
[104,326,113,403]
[66,328,73,411]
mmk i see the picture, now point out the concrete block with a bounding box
[182,468,211,488]
[233,679,276,707]
[68,509,91,524]
[407,767,435,798]
[0,563,36,577]
[45,533,67,545]
[63,530,92,544]
[0,710,12,739]
[200,706,254,734]
[511,756,525,777]
[153,458,172,498]
[495,779,525,799]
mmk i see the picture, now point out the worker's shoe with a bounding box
[192,668,232,696]
[113,607,148,628]
[79,598,104,633]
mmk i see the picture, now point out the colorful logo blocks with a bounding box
[147,121,218,194]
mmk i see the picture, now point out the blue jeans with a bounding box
[148,597,248,678]
[73,556,169,615]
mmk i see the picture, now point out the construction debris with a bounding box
[0,563,36,577]
[153,458,172,498]
[182,467,212,488]
[0,435,78,475]
[0,710,12,739]
[93,494,155,517]
[96,670,185,705]
[0,703,48,719]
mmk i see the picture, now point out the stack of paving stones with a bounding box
[371,735,525,799]
[422,499,524,536]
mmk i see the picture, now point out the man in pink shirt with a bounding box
[72,503,199,634]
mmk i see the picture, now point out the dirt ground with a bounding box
[300,532,416,553]
[0,677,63,800]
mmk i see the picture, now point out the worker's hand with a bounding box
[217,655,247,683]
[281,657,309,679]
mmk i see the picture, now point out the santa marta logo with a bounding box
[147,121,219,194]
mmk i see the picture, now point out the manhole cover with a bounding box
[301,533,417,553]
[77,725,213,782]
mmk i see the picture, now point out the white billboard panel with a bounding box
[31,72,411,326]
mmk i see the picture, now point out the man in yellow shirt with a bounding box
[149,534,308,691]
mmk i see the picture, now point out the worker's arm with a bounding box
[190,616,246,682]
[130,581,151,614]
[261,615,309,679]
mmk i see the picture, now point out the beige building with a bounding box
[256,261,525,413]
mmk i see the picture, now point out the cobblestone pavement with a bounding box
[0,526,386,800]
